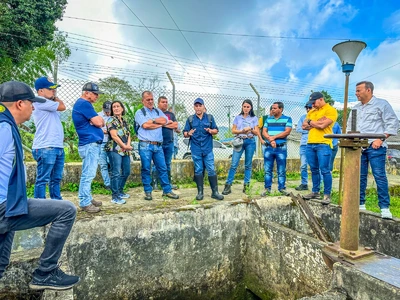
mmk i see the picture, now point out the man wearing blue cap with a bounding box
[183,98,224,201]
[32,77,66,200]
[0,81,79,290]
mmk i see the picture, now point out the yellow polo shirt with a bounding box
[306,104,338,147]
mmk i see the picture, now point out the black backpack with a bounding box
[134,107,160,134]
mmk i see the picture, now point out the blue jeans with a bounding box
[192,152,216,176]
[139,142,172,193]
[173,146,178,160]
[99,142,110,187]
[226,138,256,184]
[78,143,101,207]
[299,145,308,185]
[32,147,64,200]
[107,151,131,199]
[0,199,76,278]
[263,144,287,191]
[152,142,174,173]
[360,146,389,208]
[306,144,332,195]
[330,145,339,171]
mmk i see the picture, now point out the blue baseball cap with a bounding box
[194,98,204,105]
[34,77,60,91]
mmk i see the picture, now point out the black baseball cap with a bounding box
[82,82,104,94]
[0,81,45,103]
[103,101,112,112]
[306,92,324,106]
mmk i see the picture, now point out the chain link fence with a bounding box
[23,77,322,161]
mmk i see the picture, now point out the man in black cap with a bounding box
[183,98,224,201]
[97,101,112,190]
[0,81,79,290]
[72,82,105,213]
[302,92,338,204]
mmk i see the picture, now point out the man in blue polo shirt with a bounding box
[32,77,66,200]
[183,98,224,201]
[262,101,292,196]
[135,91,179,201]
[72,82,105,213]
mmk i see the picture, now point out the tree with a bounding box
[135,75,166,92]
[321,90,335,106]
[172,102,188,124]
[0,0,67,64]
[93,76,141,112]
[0,32,71,83]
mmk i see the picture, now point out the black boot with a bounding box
[243,183,250,193]
[194,175,204,200]
[151,171,159,191]
[209,175,224,200]
[222,183,231,195]
[168,170,178,190]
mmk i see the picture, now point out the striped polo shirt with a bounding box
[263,114,292,145]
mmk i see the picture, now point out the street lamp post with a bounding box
[332,40,367,205]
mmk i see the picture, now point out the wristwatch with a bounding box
[152,118,156,124]
[307,119,312,125]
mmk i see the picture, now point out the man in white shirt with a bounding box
[97,101,112,189]
[32,77,66,199]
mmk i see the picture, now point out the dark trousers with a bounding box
[0,199,76,278]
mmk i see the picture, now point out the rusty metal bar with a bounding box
[338,74,350,205]
[350,110,357,132]
[339,146,362,251]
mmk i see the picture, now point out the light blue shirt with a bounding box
[296,114,309,146]
[32,97,64,149]
[135,107,167,142]
[347,96,399,147]
[332,122,342,147]
[233,114,258,138]
[98,110,111,143]
[0,122,15,204]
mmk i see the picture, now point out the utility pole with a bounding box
[224,105,234,133]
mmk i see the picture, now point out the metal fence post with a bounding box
[250,83,261,157]
[166,72,175,113]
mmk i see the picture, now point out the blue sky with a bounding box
[56,0,400,115]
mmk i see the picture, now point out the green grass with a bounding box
[330,187,400,218]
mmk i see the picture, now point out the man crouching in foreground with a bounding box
[0,81,79,290]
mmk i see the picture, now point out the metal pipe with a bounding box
[339,145,361,251]
[250,83,262,158]
[338,73,350,205]
[166,72,175,113]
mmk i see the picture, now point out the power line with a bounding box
[159,0,222,93]
[119,0,209,93]
[62,16,399,41]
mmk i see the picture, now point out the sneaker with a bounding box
[163,192,179,199]
[91,199,103,207]
[279,189,289,196]
[80,204,100,213]
[119,193,130,199]
[381,208,393,219]
[171,184,178,190]
[321,195,331,205]
[295,184,308,191]
[111,198,126,205]
[359,204,367,210]
[29,267,80,290]
[303,192,321,200]
[144,192,152,201]
[261,189,271,197]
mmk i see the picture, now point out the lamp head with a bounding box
[332,40,366,74]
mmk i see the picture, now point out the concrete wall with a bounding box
[25,157,342,186]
